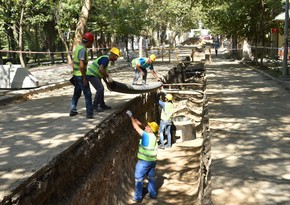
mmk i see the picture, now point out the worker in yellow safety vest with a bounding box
[69,32,94,119]
[158,93,174,149]
[126,110,159,203]
[86,47,120,112]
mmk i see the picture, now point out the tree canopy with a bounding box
[0,0,285,65]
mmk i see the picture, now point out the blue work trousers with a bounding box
[133,68,147,85]
[159,120,172,147]
[87,75,105,108]
[70,76,93,116]
[134,159,157,201]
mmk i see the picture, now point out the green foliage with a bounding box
[203,0,284,42]
[0,0,286,61]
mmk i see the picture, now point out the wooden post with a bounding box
[191,48,195,62]
[209,47,212,63]
[61,53,65,63]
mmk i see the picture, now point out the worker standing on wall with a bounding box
[125,110,159,203]
[131,54,161,85]
[69,32,94,119]
[87,47,120,112]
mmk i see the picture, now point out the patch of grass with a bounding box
[256,65,282,78]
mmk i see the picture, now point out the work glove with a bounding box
[155,92,161,103]
[126,110,133,117]
[159,76,165,83]
[107,76,114,83]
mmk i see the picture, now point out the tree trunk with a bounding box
[73,0,93,50]
[19,4,26,67]
[58,30,72,65]
[0,41,3,64]
[34,25,40,65]
[259,0,265,66]
[54,5,73,65]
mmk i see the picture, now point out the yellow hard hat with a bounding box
[165,94,173,101]
[147,122,159,133]
[149,54,156,62]
[109,47,120,57]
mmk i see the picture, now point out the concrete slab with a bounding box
[0,65,38,89]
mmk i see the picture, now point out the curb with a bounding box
[240,61,290,91]
[0,81,71,106]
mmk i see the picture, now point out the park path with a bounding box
[207,57,290,205]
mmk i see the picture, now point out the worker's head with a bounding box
[109,47,120,62]
[82,32,94,48]
[147,122,159,133]
[149,54,156,63]
[165,94,173,101]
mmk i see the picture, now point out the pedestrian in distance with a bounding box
[87,47,120,112]
[69,32,94,119]
[131,54,161,85]
[158,92,174,149]
[214,41,219,56]
[125,110,159,203]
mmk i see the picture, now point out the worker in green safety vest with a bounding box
[126,110,159,203]
[69,32,94,119]
[87,47,120,112]
[158,92,174,149]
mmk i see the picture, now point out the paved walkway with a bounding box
[208,57,290,205]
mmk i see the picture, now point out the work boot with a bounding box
[69,111,78,116]
[100,104,112,110]
[131,197,142,203]
[86,115,94,119]
[158,145,165,149]
[93,106,104,112]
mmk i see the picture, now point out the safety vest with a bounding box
[87,55,109,78]
[137,133,157,161]
[131,57,148,68]
[73,44,88,76]
[161,102,173,121]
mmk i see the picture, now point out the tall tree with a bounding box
[73,0,93,49]
[55,0,81,64]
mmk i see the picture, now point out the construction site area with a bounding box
[1,48,290,205]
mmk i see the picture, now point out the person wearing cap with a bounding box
[125,110,159,203]
[87,47,120,112]
[131,54,161,85]
[158,92,174,149]
[69,32,94,119]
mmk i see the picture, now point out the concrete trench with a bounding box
[1,62,211,205]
